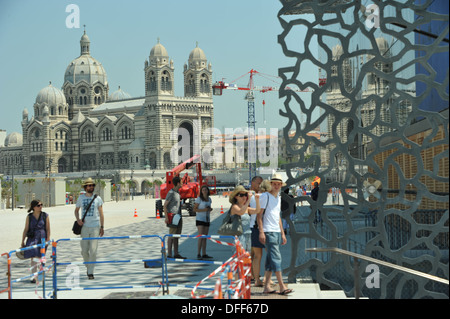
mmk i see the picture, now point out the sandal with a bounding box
[263,290,279,294]
[278,288,293,295]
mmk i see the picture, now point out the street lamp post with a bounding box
[130,169,134,200]
[11,161,15,211]
[47,158,53,207]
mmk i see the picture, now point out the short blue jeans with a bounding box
[264,232,282,272]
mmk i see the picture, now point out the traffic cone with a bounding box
[220,205,224,214]
[156,209,160,219]
[134,209,138,217]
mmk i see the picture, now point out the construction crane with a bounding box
[212,69,311,183]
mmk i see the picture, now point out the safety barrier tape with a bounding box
[190,254,238,299]
[209,238,253,299]
[2,234,250,299]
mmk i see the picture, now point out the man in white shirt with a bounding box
[257,174,293,295]
[75,178,104,279]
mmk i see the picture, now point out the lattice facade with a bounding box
[278,0,448,298]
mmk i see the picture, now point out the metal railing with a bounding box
[306,247,449,298]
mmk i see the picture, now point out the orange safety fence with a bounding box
[211,237,252,299]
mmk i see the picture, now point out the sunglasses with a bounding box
[236,193,248,197]
[36,204,43,207]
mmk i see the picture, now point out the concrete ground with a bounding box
[1,193,345,300]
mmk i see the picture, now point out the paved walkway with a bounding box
[1,194,342,299]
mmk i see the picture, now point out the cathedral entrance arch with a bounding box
[178,121,194,161]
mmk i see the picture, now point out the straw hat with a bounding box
[229,185,249,204]
[270,173,286,186]
[82,177,96,187]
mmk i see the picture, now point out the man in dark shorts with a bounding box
[164,176,185,259]
[248,176,264,287]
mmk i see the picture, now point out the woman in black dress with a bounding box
[21,200,50,283]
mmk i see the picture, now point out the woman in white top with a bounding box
[193,186,213,259]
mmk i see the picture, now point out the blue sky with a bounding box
[0,0,316,136]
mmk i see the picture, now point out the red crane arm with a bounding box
[170,154,201,176]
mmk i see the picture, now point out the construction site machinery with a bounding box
[212,69,310,183]
[155,155,217,216]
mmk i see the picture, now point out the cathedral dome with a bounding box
[80,32,90,44]
[64,31,107,86]
[35,83,67,106]
[189,44,207,62]
[4,132,23,147]
[150,39,168,58]
[109,86,132,101]
[188,43,207,69]
[64,55,107,86]
[149,39,170,66]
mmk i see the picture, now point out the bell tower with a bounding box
[184,42,212,98]
[144,38,175,97]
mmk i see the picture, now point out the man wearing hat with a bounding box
[256,173,293,295]
[74,177,104,279]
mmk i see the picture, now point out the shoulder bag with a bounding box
[72,195,97,235]
[217,207,243,236]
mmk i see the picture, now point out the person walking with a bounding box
[21,199,50,283]
[193,185,213,260]
[164,176,185,259]
[296,186,303,206]
[74,178,104,279]
[311,181,321,224]
[257,173,293,295]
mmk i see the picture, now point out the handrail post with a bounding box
[160,237,169,295]
[306,246,449,298]
[52,241,58,299]
[40,238,46,298]
[1,252,12,299]
[353,257,360,299]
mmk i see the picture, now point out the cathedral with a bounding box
[324,37,412,169]
[0,31,214,175]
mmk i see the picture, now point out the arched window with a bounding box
[148,71,157,93]
[161,71,172,92]
[200,74,209,94]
